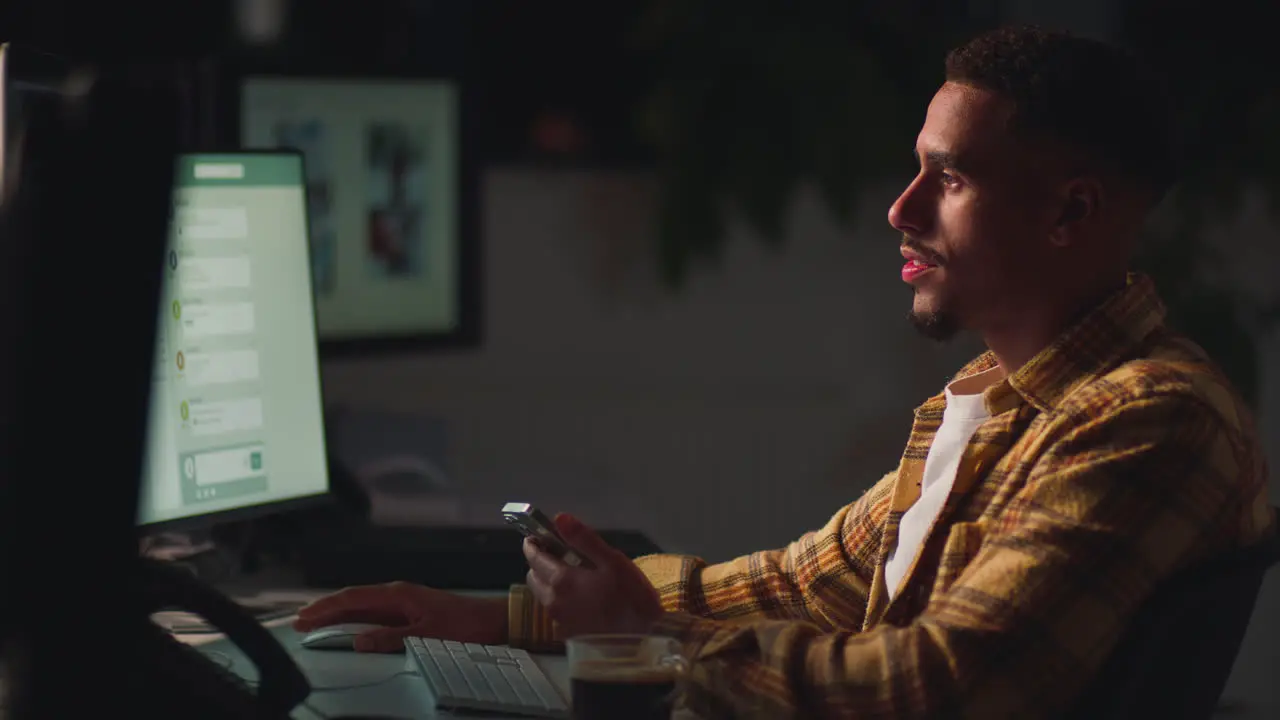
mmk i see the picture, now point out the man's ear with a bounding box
[1049,177,1102,247]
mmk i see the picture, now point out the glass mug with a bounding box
[567,634,689,720]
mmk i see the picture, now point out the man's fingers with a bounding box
[352,626,411,653]
[293,585,402,630]
[554,513,622,566]
[526,568,554,607]
[293,607,403,631]
[297,585,389,617]
[523,537,570,582]
[520,536,540,563]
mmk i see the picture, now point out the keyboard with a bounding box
[405,636,570,718]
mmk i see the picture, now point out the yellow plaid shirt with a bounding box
[507,273,1274,719]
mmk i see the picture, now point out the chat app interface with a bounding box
[137,154,328,525]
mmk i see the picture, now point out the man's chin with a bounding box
[909,309,960,342]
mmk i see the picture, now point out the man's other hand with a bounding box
[523,513,663,638]
[292,582,507,653]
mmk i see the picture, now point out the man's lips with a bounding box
[900,246,941,283]
[900,245,941,266]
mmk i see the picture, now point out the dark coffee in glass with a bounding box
[567,635,686,720]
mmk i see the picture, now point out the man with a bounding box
[294,26,1274,718]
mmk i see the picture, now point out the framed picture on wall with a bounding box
[217,67,481,357]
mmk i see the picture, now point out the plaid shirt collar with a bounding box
[930,272,1167,417]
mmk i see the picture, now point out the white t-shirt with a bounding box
[884,368,1001,600]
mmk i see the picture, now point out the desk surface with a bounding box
[188,618,570,719]
[181,582,699,719]
[180,585,569,720]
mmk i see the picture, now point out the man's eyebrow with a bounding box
[912,148,964,170]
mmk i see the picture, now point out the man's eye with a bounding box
[940,172,960,187]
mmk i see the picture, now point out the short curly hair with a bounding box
[945,26,1175,204]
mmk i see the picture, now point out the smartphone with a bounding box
[502,502,593,568]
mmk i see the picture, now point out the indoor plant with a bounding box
[635,0,1280,404]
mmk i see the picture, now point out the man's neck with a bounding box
[982,273,1128,376]
[984,324,1063,377]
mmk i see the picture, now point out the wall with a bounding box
[321,168,1279,716]
[323,170,981,561]
[1207,189,1280,718]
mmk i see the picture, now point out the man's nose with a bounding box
[887,176,928,236]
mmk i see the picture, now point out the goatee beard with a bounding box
[909,310,960,342]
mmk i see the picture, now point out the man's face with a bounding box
[887,82,1061,341]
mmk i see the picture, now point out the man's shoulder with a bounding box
[1046,328,1272,545]
[1059,328,1251,434]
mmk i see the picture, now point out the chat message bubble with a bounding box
[190,444,266,487]
[180,256,252,291]
[175,206,248,241]
[182,349,260,386]
[193,162,244,180]
[187,397,264,437]
[180,302,255,338]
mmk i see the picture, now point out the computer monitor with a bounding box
[235,74,481,356]
[2,50,187,716]
[136,151,331,530]
[0,43,72,198]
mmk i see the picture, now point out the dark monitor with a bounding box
[235,73,481,356]
[1,46,183,715]
[136,151,331,531]
[0,43,73,198]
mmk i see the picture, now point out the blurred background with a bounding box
[4,0,1278,715]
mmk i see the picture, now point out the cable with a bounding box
[198,643,416,693]
[191,636,418,694]
[310,669,417,693]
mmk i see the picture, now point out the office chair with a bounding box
[1065,511,1280,720]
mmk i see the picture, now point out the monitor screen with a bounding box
[239,77,473,352]
[136,152,330,528]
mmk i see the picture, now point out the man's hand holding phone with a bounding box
[519,511,664,638]
[502,502,595,568]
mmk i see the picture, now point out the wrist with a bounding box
[459,594,510,646]
[616,602,663,636]
[499,597,512,638]
[485,596,510,644]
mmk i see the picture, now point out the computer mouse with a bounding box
[298,622,386,650]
